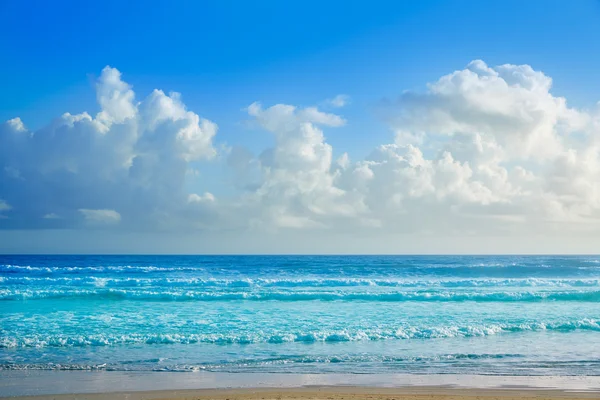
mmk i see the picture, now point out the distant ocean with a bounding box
[1,255,599,376]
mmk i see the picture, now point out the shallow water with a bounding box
[1,255,599,375]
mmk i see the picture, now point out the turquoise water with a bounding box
[1,255,600,375]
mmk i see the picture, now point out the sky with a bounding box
[2,0,600,254]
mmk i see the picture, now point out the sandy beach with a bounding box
[3,371,600,399]
[5,386,600,400]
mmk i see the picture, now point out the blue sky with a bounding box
[4,0,600,139]
[2,0,600,253]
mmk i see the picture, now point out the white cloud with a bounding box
[6,118,26,132]
[79,209,121,224]
[336,153,350,169]
[353,60,600,233]
[326,94,350,108]
[238,102,366,229]
[247,102,346,129]
[42,213,60,219]
[234,60,600,235]
[0,200,11,212]
[139,89,217,161]
[3,60,600,244]
[383,60,589,160]
[0,66,217,231]
[95,66,137,126]
[188,192,215,203]
[297,107,346,127]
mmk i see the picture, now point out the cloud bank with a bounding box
[2,61,600,240]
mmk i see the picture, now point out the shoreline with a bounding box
[2,372,600,399]
[4,386,600,400]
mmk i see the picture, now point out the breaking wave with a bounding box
[3,276,600,288]
[1,319,598,348]
[3,288,600,302]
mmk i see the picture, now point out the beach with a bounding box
[2,371,600,399]
[5,386,600,400]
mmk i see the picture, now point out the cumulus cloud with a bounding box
[237,102,369,229]
[350,60,599,232]
[382,60,588,158]
[0,66,217,230]
[2,61,600,240]
[232,60,600,235]
[6,118,26,132]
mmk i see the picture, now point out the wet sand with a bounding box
[5,386,600,400]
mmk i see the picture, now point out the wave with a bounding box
[3,276,600,289]
[4,287,600,302]
[3,260,600,279]
[0,264,200,275]
[0,353,527,371]
[1,319,598,348]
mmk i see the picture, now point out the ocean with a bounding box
[1,255,599,376]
